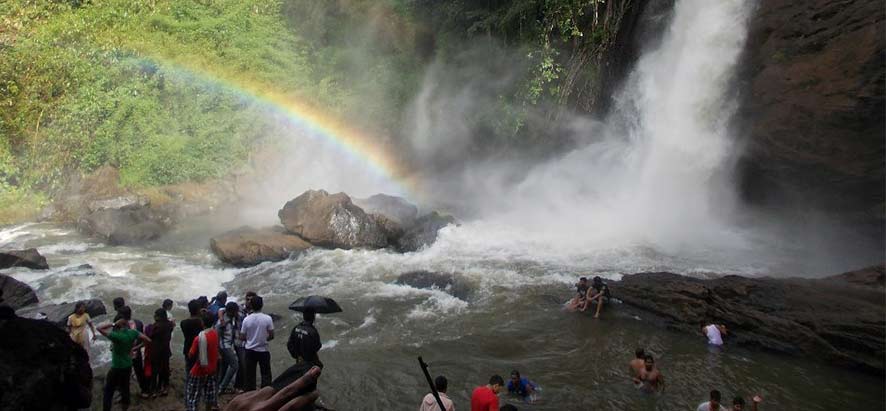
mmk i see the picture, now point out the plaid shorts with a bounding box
[185,374,218,411]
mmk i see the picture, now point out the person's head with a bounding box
[74,301,86,315]
[709,390,722,408]
[635,348,645,359]
[112,297,125,311]
[187,299,201,316]
[201,313,216,329]
[216,291,228,305]
[434,375,448,394]
[245,291,257,309]
[154,308,167,322]
[162,299,173,310]
[118,305,132,321]
[579,277,587,284]
[251,295,264,312]
[592,276,603,287]
[197,296,209,309]
[225,301,239,318]
[303,308,316,323]
[500,405,518,411]
[489,375,505,393]
[732,396,746,411]
[644,354,655,371]
[510,370,521,385]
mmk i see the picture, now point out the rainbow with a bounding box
[129,53,419,201]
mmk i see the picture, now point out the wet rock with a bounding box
[829,264,884,288]
[354,194,419,226]
[77,196,173,245]
[372,213,405,245]
[397,212,457,252]
[17,299,107,327]
[278,190,387,249]
[0,248,49,270]
[396,270,470,300]
[0,315,93,410]
[210,226,313,267]
[612,269,886,374]
[0,274,38,310]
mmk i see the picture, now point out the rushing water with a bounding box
[2,0,884,409]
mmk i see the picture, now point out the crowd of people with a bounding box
[64,290,324,411]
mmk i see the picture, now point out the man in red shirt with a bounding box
[186,314,220,411]
[471,375,504,411]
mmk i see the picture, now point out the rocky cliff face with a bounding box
[736,0,885,225]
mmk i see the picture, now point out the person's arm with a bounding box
[187,335,197,358]
[66,316,72,333]
[489,395,499,411]
[97,322,114,337]
[266,319,275,341]
[287,328,299,359]
[751,395,761,411]
[657,373,665,393]
[87,316,97,340]
[138,331,152,344]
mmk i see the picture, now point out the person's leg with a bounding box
[102,368,117,411]
[204,374,218,410]
[133,354,148,394]
[185,375,200,411]
[594,297,604,318]
[234,346,246,390]
[120,366,131,410]
[244,350,258,391]
[219,348,238,391]
[258,351,272,388]
[160,357,170,393]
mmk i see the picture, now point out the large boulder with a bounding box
[210,226,313,267]
[396,271,470,300]
[0,313,93,410]
[278,190,387,249]
[77,195,173,245]
[17,299,107,327]
[354,194,419,226]
[0,274,38,310]
[397,212,457,252]
[0,248,49,270]
[612,268,886,374]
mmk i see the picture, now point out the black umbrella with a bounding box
[288,295,343,314]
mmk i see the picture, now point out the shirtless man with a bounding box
[732,395,762,411]
[634,354,664,393]
[629,348,646,379]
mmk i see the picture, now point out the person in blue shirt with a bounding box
[208,291,227,324]
[507,370,536,399]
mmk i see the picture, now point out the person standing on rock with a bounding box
[112,297,125,321]
[118,306,150,397]
[149,308,174,397]
[419,375,455,411]
[217,301,242,394]
[67,301,97,355]
[471,375,504,411]
[287,308,322,368]
[702,323,728,346]
[163,299,176,326]
[99,319,151,411]
[181,300,205,383]
[186,313,221,411]
[697,390,729,411]
[240,295,275,390]
[209,291,227,324]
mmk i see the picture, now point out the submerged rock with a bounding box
[0,274,38,310]
[77,196,173,245]
[0,248,49,270]
[210,226,313,267]
[613,267,886,374]
[0,314,93,410]
[397,212,457,252]
[396,271,470,300]
[17,299,107,327]
[278,190,387,249]
[354,194,419,226]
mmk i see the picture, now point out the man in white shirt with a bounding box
[697,389,729,411]
[703,323,727,346]
[239,295,274,390]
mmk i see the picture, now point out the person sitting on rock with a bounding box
[629,348,646,380]
[567,277,590,311]
[633,354,664,393]
[702,323,728,346]
[587,276,610,318]
[732,395,762,411]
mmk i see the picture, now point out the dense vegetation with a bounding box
[0,0,616,222]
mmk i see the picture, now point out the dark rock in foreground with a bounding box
[0,248,49,270]
[612,265,886,375]
[77,196,173,245]
[397,212,457,252]
[17,299,107,327]
[0,313,93,409]
[210,226,313,267]
[278,190,387,249]
[0,274,38,310]
[354,194,419,226]
[396,271,470,300]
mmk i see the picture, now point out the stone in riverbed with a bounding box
[77,196,173,245]
[396,270,470,300]
[354,194,419,226]
[278,190,387,249]
[210,226,313,267]
[612,266,886,375]
[397,211,457,252]
[0,274,38,310]
[0,248,49,270]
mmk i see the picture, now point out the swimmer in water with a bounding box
[633,354,664,393]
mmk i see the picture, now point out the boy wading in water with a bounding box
[186,314,220,411]
[98,319,151,411]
